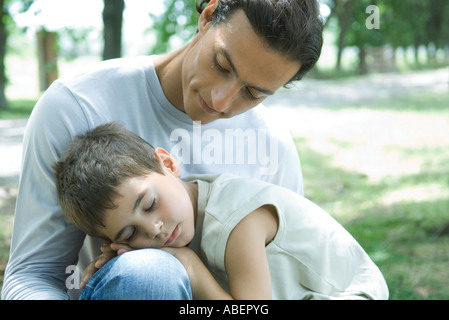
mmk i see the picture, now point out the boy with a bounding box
[54,122,388,300]
[3,0,323,299]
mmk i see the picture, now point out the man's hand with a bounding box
[80,243,133,288]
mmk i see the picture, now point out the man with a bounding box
[2,0,323,299]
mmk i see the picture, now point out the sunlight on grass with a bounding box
[291,91,449,299]
[287,102,449,183]
[379,183,449,206]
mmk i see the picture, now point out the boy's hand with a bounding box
[80,243,133,288]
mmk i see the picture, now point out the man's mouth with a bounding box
[199,95,219,115]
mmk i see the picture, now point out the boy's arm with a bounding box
[224,205,277,299]
[165,206,277,300]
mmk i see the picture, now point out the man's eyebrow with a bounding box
[221,48,275,96]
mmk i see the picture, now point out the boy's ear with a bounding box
[154,147,181,177]
[198,0,220,33]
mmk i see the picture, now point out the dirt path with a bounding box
[264,67,448,108]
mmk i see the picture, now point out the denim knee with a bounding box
[80,248,192,300]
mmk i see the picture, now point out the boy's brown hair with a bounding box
[53,122,164,238]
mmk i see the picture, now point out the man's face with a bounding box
[181,10,301,124]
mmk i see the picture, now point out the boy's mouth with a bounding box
[164,225,179,246]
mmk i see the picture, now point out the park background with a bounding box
[0,0,448,300]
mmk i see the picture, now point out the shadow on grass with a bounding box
[295,137,449,300]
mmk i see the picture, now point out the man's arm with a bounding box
[2,82,88,299]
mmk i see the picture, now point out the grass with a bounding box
[0,91,448,299]
[294,91,449,300]
[334,91,449,113]
[0,99,36,119]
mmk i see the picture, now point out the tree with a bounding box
[328,0,355,72]
[326,0,449,73]
[426,0,449,62]
[149,0,199,54]
[102,0,124,60]
[0,0,9,109]
[0,0,34,108]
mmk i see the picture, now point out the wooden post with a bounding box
[37,29,59,91]
[0,0,8,109]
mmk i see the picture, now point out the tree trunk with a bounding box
[37,30,59,91]
[0,0,8,109]
[103,0,124,60]
[358,45,368,74]
[413,44,420,65]
[335,0,355,72]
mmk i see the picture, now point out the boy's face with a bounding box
[100,150,196,249]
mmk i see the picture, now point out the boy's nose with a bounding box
[146,220,163,239]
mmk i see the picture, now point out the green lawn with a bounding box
[295,91,449,299]
[1,92,448,299]
[0,99,36,119]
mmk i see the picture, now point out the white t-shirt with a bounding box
[187,173,389,300]
[2,56,304,299]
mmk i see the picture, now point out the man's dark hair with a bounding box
[196,0,323,83]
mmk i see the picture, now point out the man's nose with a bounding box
[211,82,241,112]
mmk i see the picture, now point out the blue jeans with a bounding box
[79,249,192,300]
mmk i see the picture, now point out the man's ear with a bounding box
[198,0,220,33]
[154,147,181,177]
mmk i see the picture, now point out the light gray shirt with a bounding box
[2,56,304,299]
[188,173,388,300]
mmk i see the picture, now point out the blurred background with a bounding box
[0,0,448,299]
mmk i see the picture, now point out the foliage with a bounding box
[0,0,34,109]
[0,98,36,119]
[146,0,449,73]
[149,0,199,54]
[329,0,449,49]
[325,0,449,71]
